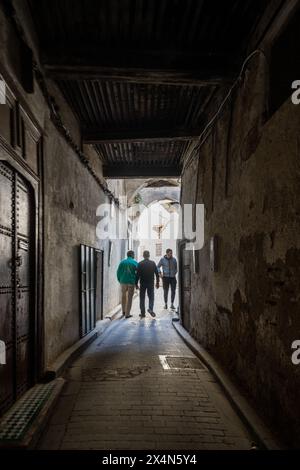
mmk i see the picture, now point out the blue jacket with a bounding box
[157,255,177,278]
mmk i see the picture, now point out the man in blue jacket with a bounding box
[157,248,178,310]
[117,250,138,318]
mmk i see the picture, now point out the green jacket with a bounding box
[117,257,138,284]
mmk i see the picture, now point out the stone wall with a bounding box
[181,52,300,446]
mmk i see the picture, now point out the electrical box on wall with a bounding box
[210,235,218,272]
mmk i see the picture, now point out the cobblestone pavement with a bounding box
[38,293,253,450]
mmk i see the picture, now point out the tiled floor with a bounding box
[38,292,253,450]
[0,383,56,442]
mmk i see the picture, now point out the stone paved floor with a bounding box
[38,292,253,450]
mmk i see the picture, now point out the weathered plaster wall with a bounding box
[41,103,125,366]
[43,122,124,365]
[0,7,46,126]
[181,54,300,446]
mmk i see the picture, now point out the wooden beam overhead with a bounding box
[83,128,201,144]
[43,49,236,86]
[45,65,233,86]
[103,165,182,178]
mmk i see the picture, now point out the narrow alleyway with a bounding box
[1,0,299,453]
[38,293,253,450]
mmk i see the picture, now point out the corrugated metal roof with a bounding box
[95,140,189,166]
[58,80,212,130]
[28,0,269,172]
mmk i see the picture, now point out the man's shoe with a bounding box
[164,304,168,309]
[170,304,176,310]
[125,314,133,318]
[147,309,156,317]
[139,313,145,318]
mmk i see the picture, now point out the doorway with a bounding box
[179,241,191,331]
[79,245,104,337]
[95,249,104,321]
[0,161,35,414]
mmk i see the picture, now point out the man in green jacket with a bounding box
[117,250,138,318]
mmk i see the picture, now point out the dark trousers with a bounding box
[162,277,177,304]
[140,282,154,314]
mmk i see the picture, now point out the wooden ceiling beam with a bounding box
[83,128,200,144]
[103,165,182,178]
[43,49,236,86]
[44,65,233,86]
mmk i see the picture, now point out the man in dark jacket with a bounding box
[136,250,160,318]
[157,248,177,310]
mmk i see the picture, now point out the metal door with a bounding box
[0,162,34,414]
[179,242,191,331]
[80,245,97,337]
[95,250,103,321]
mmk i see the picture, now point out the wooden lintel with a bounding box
[103,165,182,178]
[83,128,200,144]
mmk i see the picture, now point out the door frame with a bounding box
[177,238,191,331]
[0,136,43,383]
[79,244,104,336]
[95,248,104,321]
[177,239,185,325]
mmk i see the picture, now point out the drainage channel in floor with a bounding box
[0,382,56,442]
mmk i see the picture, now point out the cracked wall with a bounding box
[181,53,300,446]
